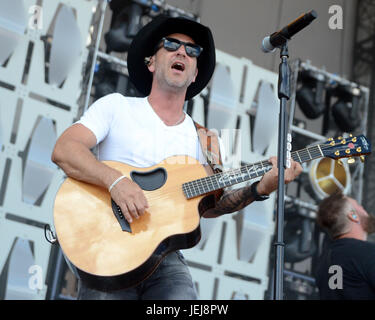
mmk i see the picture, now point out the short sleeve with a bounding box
[75,93,120,144]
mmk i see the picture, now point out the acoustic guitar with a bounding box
[53,135,371,290]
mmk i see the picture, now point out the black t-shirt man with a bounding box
[315,238,375,300]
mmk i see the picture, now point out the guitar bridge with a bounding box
[111,199,132,233]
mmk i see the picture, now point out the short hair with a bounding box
[316,191,351,238]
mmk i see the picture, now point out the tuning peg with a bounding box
[348,157,355,164]
[360,156,365,163]
[337,159,343,166]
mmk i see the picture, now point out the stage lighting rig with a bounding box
[104,0,198,53]
[104,0,146,53]
[330,84,362,134]
[296,69,326,119]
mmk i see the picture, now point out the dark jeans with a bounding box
[77,251,198,300]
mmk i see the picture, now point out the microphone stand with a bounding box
[272,41,291,300]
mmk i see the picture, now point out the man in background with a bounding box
[314,192,375,299]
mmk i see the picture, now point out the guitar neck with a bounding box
[182,144,324,199]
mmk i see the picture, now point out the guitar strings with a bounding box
[183,140,360,197]
[184,144,322,196]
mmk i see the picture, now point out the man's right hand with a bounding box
[51,124,149,224]
[109,177,149,223]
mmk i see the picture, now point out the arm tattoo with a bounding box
[203,185,255,217]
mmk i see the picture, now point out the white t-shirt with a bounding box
[75,93,221,168]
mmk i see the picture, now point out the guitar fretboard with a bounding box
[182,144,324,199]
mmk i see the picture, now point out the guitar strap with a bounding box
[193,121,223,173]
[193,121,224,206]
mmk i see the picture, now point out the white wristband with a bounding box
[108,175,127,193]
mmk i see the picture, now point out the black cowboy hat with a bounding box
[127,15,216,100]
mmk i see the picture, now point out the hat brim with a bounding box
[127,15,216,100]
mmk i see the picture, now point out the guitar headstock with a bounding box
[321,135,371,163]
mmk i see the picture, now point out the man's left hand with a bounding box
[256,156,303,196]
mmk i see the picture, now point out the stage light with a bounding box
[284,206,317,263]
[296,70,326,119]
[93,61,116,100]
[93,60,141,100]
[104,0,196,54]
[104,0,145,53]
[330,84,362,133]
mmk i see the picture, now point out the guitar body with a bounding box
[53,155,216,291]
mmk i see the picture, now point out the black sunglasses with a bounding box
[155,37,203,58]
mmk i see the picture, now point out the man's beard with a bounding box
[360,214,375,234]
[164,71,195,90]
[155,63,196,91]
[165,76,191,89]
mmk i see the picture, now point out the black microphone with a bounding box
[262,10,317,53]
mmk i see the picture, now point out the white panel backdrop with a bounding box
[0,0,281,300]
[0,0,98,299]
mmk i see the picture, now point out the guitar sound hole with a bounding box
[130,167,167,191]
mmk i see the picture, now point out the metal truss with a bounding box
[351,0,375,222]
